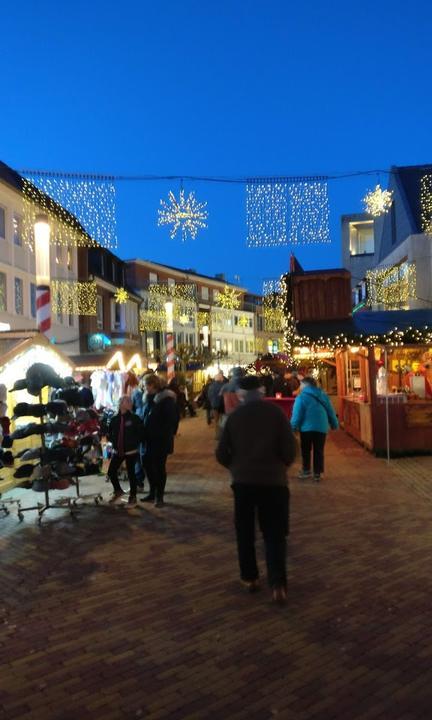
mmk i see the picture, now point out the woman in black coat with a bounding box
[140,375,179,507]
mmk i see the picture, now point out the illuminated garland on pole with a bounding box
[51,280,97,315]
[24,175,117,249]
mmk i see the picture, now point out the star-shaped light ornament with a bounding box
[217,286,241,310]
[238,315,249,328]
[158,190,208,242]
[363,185,393,217]
[179,314,190,325]
[114,287,128,304]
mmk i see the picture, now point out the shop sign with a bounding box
[87,333,112,352]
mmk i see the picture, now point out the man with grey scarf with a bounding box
[216,375,296,604]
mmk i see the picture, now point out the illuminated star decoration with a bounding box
[114,287,128,304]
[238,315,249,328]
[363,184,393,217]
[179,314,190,325]
[158,190,208,242]
[217,286,241,310]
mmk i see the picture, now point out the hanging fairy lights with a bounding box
[158,190,208,242]
[288,181,330,244]
[24,175,117,249]
[420,174,432,234]
[51,280,97,315]
[366,262,416,308]
[217,285,241,310]
[246,182,287,247]
[246,179,330,247]
[262,279,282,295]
[139,310,167,332]
[363,184,393,217]
[22,178,97,250]
[197,311,210,330]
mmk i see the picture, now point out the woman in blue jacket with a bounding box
[290,376,338,482]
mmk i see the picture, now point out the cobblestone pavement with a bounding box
[1,414,432,720]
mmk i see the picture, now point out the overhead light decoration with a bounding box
[263,280,284,333]
[246,182,287,247]
[246,179,330,247]
[23,175,117,249]
[420,174,432,234]
[288,181,330,244]
[51,280,97,315]
[363,184,393,217]
[366,262,416,308]
[262,279,282,295]
[158,189,208,242]
[217,285,241,310]
[114,287,128,304]
[238,315,250,328]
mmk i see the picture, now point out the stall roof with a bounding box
[296,309,432,341]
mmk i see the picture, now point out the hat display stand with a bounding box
[7,366,104,525]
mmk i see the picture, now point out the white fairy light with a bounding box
[246,182,287,247]
[158,190,208,242]
[363,184,393,217]
[288,181,330,244]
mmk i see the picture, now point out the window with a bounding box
[14,277,23,314]
[13,214,23,246]
[55,245,62,265]
[257,315,264,331]
[0,273,6,311]
[0,207,5,239]
[213,289,219,302]
[96,295,103,329]
[239,341,244,353]
[67,247,72,271]
[114,303,122,329]
[234,339,239,352]
[30,283,36,318]
[201,286,209,300]
[168,278,175,287]
[149,272,158,284]
[234,315,239,326]
[349,221,374,255]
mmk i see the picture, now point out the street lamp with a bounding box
[164,300,175,382]
[34,214,51,335]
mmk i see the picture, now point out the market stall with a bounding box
[337,343,432,455]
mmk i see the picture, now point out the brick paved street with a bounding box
[1,414,432,720]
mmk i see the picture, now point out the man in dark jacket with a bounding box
[107,395,144,507]
[216,375,296,603]
[140,375,179,507]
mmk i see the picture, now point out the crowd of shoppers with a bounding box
[105,363,338,605]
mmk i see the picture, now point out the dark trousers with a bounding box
[108,452,139,496]
[300,431,326,474]
[232,484,289,589]
[143,453,168,501]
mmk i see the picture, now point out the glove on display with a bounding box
[14,463,38,479]
[19,448,41,461]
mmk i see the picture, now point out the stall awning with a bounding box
[296,309,432,342]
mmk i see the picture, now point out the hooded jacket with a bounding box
[290,385,338,434]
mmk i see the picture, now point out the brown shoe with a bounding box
[272,586,287,604]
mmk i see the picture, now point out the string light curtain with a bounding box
[420,174,432,234]
[246,179,330,247]
[246,182,287,247]
[24,174,117,249]
[366,262,416,309]
[51,280,97,315]
[288,181,330,244]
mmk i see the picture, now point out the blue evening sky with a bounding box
[2,0,432,293]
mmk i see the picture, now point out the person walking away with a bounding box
[182,382,196,417]
[107,395,144,507]
[216,375,296,604]
[221,366,244,415]
[140,375,179,507]
[208,371,227,436]
[197,377,212,425]
[290,376,338,482]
